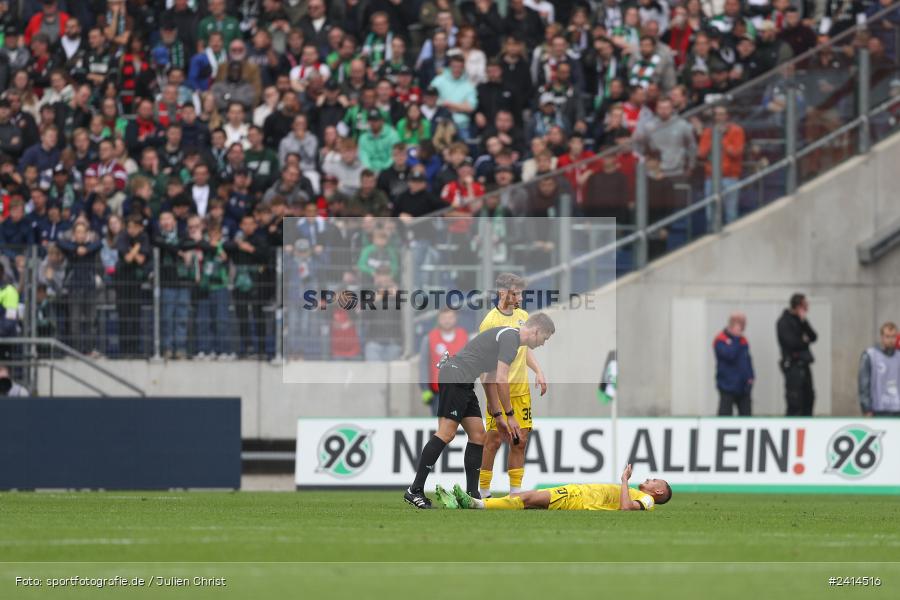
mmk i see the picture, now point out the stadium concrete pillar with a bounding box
[152,247,161,361]
[635,158,648,269]
[711,125,723,234]
[786,83,798,195]
[858,47,871,155]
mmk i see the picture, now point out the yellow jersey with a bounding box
[547,484,656,511]
[479,306,530,397]
[0,283,18,312]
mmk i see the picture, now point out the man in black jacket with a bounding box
[226,214,271,358]
[503,0,543,51]
[116,215,151,357]
[377,142,409,200]
[499,35,532,127]
[474,59,514,135]
[392,165,445,220]
[0,99,22,159]
[263,90,300,149]
[57,221,101,354]
[461,0,505,58]
[776,293,818,416]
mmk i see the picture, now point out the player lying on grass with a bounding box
[435,464,671,511]
[404,313,556,509]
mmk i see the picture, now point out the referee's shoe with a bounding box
[404,488,432,509]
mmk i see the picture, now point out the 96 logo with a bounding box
[316,425,374,478]
[825,425,884,479]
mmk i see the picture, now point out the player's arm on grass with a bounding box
[619,463,642,511]
[526,348,547,396]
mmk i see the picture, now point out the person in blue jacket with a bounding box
[714,312,755,416]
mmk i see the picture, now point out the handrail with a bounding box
[0,337,146,396]
[518,92,900,286]
[47,364,110,397]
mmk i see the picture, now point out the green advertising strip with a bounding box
[535,484,900,495]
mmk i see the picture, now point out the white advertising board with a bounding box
[296,418,900,492]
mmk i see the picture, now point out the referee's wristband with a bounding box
[491,411,503,418]
[504,409,516,417]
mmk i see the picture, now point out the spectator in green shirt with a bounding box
[198,0,240,47]
[245,125,280,195]
[396,103,432,146]
[358,109,400,172]
[357,227,399,283]
[348,169,391,217]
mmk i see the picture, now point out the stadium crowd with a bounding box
[0,0,898,360]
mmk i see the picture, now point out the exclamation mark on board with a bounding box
[793,428,806,475]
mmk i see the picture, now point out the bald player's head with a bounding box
[639,478,673,504]
[727,312,746,336]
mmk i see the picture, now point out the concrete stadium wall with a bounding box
[38,130,900,433]
[37,360,424,439]
[609,130,900,416]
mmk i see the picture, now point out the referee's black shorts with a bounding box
[437,362,481,422]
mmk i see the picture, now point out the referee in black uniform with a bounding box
[404,313,556,509]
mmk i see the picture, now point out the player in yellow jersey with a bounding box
[479,273,548,497]
[451,464,671,511]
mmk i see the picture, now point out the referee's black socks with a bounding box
[464,442,484,497]
[411,435,447,492]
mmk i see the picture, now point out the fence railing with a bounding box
[0,337,145,396]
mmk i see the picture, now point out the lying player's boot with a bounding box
[404,488,432,509]
[452,484,481,509]
[451,484,470,509]
[434,484,459,509]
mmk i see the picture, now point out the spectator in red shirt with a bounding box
[662,5,694,69]
[441,157,484,215]
[419,307,470,416]
[24,0,69,46]
[622,85,650,132]
[556,134,597,206]
[85,139,128,192]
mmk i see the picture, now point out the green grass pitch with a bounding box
[1,491,898,599]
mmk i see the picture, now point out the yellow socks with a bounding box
[509,468,524,493]
[479,470,493,498]
[484,496,525,510]
[480,469,525,496]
